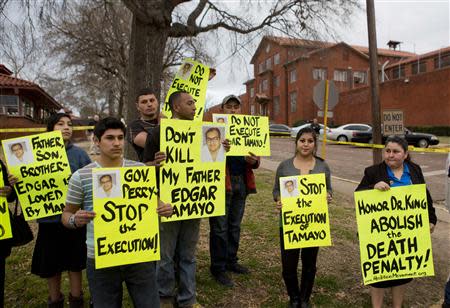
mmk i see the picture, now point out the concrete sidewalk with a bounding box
[260,157,450,224]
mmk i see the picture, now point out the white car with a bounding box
[291,123,330,137]
[326,123,372,142]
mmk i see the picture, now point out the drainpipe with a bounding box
[381,60,390,82]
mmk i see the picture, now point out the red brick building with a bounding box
[0,64,62,139]
[237,36,414,126]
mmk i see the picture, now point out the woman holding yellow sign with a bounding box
[356,136,436,308]
[273,127,332,308]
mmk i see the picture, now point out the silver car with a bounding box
[326,123,372,142]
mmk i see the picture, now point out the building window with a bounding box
[289,69,297,83]
[0,95,19,115]
[259,61,265,73]
[313,68,327,80]
[262,79,268,91]
[250,104,255,115]
[333,69,348,82]
[434,52,450,69]
[22,98,34,119]
[273,75,280,88]
[273,96,280,116]
[250,87,254,97]
[392,65,405,79]
[258,82,262,93]
[274,53,280,65]
[289,91,297,113]
[411,61,427,74]
[265,44,271,53]
[265,57,272,70]
[353,71,367,84]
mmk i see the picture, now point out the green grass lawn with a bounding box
[4,170,445,307]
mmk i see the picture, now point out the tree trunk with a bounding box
[125,13,169,160]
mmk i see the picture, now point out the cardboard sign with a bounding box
[354,184,434,285]
[0,168,12,240]
[212,114,270,156]
[383,110,404,135]
[1,131,71,220]
[280,173,331,249]
[162,59,210,121]
[159,118,225,222]
[93,167,160,269]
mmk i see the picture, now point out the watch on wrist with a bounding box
[68,214,78,229]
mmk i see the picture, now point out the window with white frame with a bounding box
[259,62,265,73]
[289,69,297,83]
[312,68,327,80]
[23,98,34,118]
[289,91,297,112]
[274,53,280,65]
[273,75,280,88]
[353,71,367,84]
[265,57,272,70]
[0,95,19,115]
[333,69,348,82]
[273,96,280,115]
[262,79,268,91]
[250,87,254,97]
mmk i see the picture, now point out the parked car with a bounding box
[291,123,331,137]
[351,128,440,148]
[326,123,372,142]
[269,124,291,136]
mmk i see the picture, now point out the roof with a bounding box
[0,73,62,108]
[0,64,13,75]
[385,46,450,69]
[250,35,416,64]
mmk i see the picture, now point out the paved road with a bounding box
[267,137,448,202]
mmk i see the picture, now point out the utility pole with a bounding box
[366,0,383,164]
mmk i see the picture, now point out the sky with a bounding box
[205,0,450,109]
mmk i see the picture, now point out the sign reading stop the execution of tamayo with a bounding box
[280,173,331,249]
[212,114,270,156]
[159,118,225,222]
[354,184,434,285]
[0,168,12,241]
[162,58,210,121]
[93,166,159,269]
[1,131,71,220]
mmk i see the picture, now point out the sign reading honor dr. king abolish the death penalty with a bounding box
[281,173,331,250]
[1,131,71,220]
[212,114,270,157]
[159,118,225,222]
[93,166,160,269]
[354,184,434,285]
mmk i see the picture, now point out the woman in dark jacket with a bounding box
[0,159,17,307]
[356,136,436,308]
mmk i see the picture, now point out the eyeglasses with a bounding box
[206,137,220,143]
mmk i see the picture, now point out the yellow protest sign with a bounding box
[93,166,159,269]
[281,173,331,249]
[212,114,270,156]
[159,118,225,222]
[0,168,12,241]
[1,131,71,220]
[162,59,210,121]
[354,184,434,285]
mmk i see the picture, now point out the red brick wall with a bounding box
[333,67,450,126]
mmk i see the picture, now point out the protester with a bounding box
[61,117,172,308]
[208,95,259,287]
[0,159,17,307]
[355,135,436,308]
[127,88,160,162]
[442,153,450,308]
[142,90,229,307]
[273,127,332,308]
[20,113,91,308]
[309,118,321,135]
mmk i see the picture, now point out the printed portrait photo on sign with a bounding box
[6,139,34,166]
[201,125,226,163]
[212,115,228,125]
[179,62,193,80]
[281,177,299,198]
[96,171,121,199]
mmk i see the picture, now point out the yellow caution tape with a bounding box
[326,139,450,153]
[0,126,94,133]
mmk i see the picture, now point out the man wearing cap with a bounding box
[209,95,260,287]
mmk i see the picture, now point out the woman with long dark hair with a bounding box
[356,135,436,308]
[273,127,332,308]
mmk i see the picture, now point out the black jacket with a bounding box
[356,160,437,225]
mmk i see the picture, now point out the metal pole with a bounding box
[366,0,383,164]
[321,80,329,159]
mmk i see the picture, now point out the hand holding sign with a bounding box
[74,209,96,227]
[157,200,173,217]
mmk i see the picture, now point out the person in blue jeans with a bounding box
[209,95,260,287]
